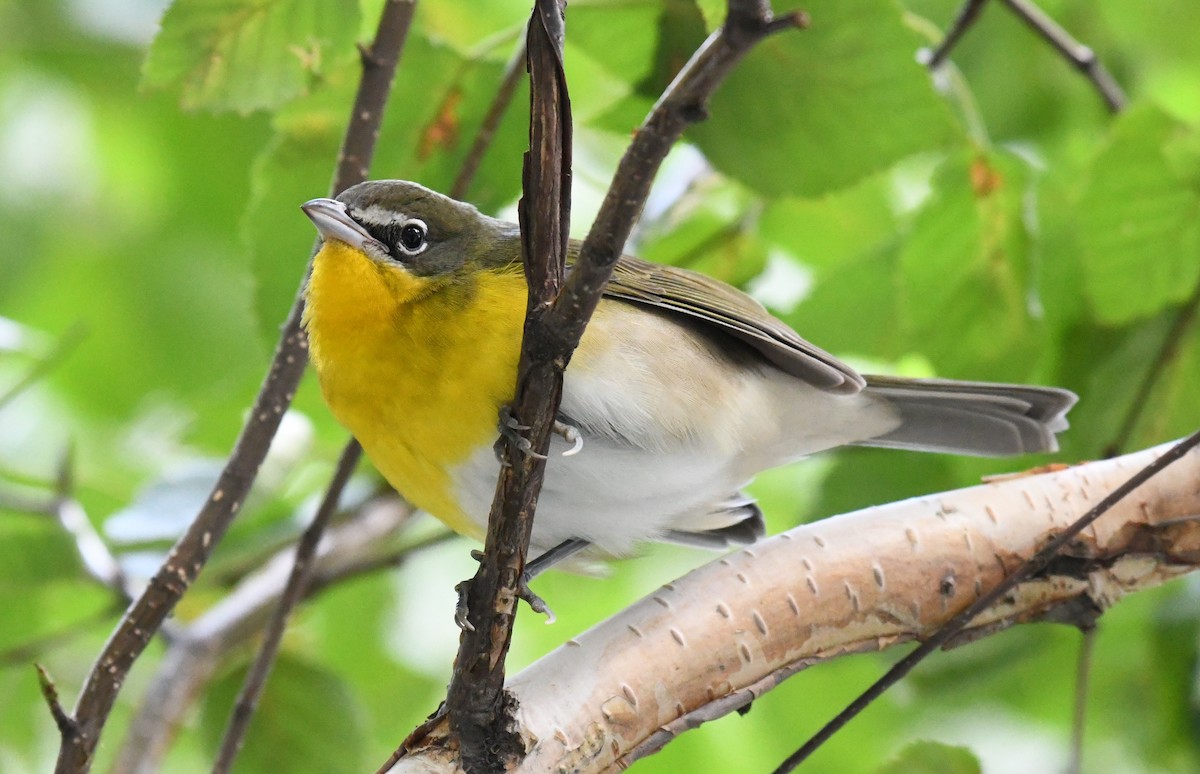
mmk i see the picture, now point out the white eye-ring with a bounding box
[396,218,428,256]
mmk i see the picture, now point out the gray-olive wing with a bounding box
[602,254,865,395]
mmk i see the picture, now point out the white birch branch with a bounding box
[389,440,1200,772]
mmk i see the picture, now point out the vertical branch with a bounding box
[208,10,529,772]
[443,1,572,770]
[52,2,417,772]
[335,1,419,192]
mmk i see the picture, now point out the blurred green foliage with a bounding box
[1,0,1199,772]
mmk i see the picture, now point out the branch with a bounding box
[0,606,120,669]
[37,664,77,738]
[450,35,528,201]
[1000,0,1126,113]
[924,0,1125,112]
[925,0,988,68]
[444,1,572,768]
[3,447,134,602]
[54,2,417,771]
[1066,627,1097,774]
[389,439,1200,772]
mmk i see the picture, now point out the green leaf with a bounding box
[1140,318,1200,446]
[759,170,899,271]
[897,150,1042,380]
[1097,1,1200,123]
[755,170,912,360]
[1052,315,1170,456]
[143,0,360,114]
[0,515,114,653]
[201,655,367,773]
[1078,104,1200,324]
[688,0,960,197]
[874,741,981,774]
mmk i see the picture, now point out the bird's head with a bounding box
[297,181,518,360]
[302,180,518,313]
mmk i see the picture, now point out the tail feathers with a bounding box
[855,376,1077,457]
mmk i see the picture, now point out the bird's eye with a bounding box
[396,219,428,256]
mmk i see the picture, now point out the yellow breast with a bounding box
[303,242,527,537]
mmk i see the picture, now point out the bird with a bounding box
[300,179,1076,573]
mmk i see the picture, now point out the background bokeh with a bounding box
[2,0,1200,771]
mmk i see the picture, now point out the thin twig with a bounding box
[0,483,129,601]
[0,323,86,413]
[772,428,1200,773]
[925,0,989,68]
[53,3,417,772]
[37,664,78,738]
[307,529,456,591]
[1103,281,1200,457]
[211,441,361,773]
[1066,626,1096,774]
[0,489,51,513]
[926,0,1125,112]
[450,36,528,200]
[1000,0,1126,112]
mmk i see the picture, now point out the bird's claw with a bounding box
[553,420,583,456]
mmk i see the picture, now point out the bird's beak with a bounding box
[301,198,389,255]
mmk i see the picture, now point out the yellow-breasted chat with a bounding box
[300,180,1076,566]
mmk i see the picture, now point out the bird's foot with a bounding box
[516,573,556,624]
[453,579,476,631]
[453,549,556,630]
[493,406,582,464]
[494,405,543,463]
